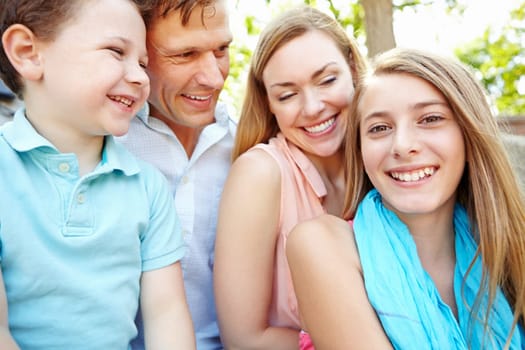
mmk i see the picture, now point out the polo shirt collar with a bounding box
[3,108,56,152]
[3,108,140,176]
[100,136,140,176]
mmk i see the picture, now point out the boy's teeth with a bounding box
[110,96,133,107]
[304,118,335,133]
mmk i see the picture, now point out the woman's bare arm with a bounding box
[287,214,392,350]
[214,150,299,350]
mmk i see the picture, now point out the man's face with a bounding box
[145,0,232,131]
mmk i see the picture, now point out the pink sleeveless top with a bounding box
[251,133,327,330]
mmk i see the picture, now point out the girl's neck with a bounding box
[403,209,458,318]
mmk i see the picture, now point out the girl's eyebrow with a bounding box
[410,100,449,110]
[361,100,449,122]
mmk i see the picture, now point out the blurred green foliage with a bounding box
[455,2,525,115]
[223,0,524,118]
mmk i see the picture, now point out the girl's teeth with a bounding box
[391,167,435,182]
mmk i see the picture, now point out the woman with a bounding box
[214,6,366,349]
[287,48,525,349]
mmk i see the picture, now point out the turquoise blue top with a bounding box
[354,189,524,349]
[0,109,185,349]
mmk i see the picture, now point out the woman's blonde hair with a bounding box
[231,5,366,161]
[343,47,525,347]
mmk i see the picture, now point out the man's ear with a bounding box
[2,24,44,81]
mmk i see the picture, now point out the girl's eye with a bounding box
[368,124,390,133]
[421,114,443,124]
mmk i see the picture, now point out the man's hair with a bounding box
[144,0,217,26]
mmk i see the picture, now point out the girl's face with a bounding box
[262,30,354,159]
[358,73,465,222]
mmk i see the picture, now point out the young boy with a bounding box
[0,1,196,349]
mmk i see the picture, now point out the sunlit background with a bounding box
[223,0,525,118]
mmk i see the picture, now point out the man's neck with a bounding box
[170,122,204,158]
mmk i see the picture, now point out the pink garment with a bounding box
[251,133,327,330]
[299,330,315,350]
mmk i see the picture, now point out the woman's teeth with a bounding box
[304,117,335,134]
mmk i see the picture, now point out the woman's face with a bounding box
[262,30,354,159]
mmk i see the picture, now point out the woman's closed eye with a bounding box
[320,75,337,86]
[278,92,296,102]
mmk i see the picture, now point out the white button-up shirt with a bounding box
[117,102,235,350]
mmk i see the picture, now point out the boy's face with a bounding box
[33,0,149,139]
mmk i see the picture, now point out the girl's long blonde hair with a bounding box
[344,48,525,347]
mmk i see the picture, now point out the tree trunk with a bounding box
[361,0,396,58]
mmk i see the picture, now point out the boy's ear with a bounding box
[1,24,44,81]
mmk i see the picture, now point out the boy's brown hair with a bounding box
[0,0,154,97]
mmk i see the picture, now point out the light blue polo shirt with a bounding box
[0,109,185,349]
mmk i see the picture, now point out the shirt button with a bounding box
[182,176,189,185]
[183,230,190,237]
[58,162,70,173]
[77,193,86,204]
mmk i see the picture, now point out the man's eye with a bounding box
[215,45,229,56]
[178,51,195,59]
[167,51,196,64]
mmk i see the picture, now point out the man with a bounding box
[117,1,234,349]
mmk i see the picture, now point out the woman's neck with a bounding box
[309,149,345,216]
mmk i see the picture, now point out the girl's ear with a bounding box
[2,24,44,82]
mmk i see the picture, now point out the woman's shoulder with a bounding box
[291,214,353,239]
[287,214,361,268]
[223,147,283,204]
[233,146,281,178]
